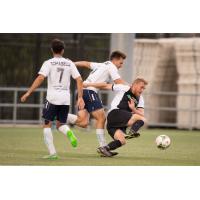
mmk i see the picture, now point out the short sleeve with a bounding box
[38,61,50,77]
[112,84,130,92]
[108,65,121,81]
[90,62,101,70]
[137,95,144,108]
[70,62,81,79]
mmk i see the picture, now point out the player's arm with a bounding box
[21,75,45,102]
[83,83,130,91]
[75,76,85,110]
[71,62,85,110]
[109,65,126,84]
[114,78,126,84]
[74,61,91,69]
[83,82,112,90]
[136,96,145,116]
[128,99,144,117]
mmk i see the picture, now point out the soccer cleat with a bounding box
[125,129,140,139]
[98,150,118,157]
[97,147,113,157]
[110,151,118,156]
[67,130,78,147]
[42,154,59,160]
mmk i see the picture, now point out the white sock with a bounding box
[43,128,56,155]
[96,129,106,147]
[58,125,70,136]
[67,114,78,125]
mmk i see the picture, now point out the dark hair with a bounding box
[110,51,126,60]
[51,39,65,54]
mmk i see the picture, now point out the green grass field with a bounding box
[0,127,200,166]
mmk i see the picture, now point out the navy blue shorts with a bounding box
[42,100,69,124]
[83,89,103,113]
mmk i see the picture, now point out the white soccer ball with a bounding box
[155,135,171,149]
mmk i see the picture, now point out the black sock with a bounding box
[131,120,144,133]
[107,140,122,151]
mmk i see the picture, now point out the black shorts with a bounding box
[82,89,103,113]
[106,109,132,139]
[42,100,69,124]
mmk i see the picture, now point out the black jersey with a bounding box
[109,84,144,113]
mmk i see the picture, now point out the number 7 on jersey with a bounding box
[57,68,64,83]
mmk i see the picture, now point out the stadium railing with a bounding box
[0,87,200,130]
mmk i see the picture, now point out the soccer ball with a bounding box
[155,135,171,149]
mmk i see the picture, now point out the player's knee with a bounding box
[115,134,126,145]
[95,117,106,128]
[43,120,51,128]
[80,124,88,128]
[135,114,144,121]
[44,120,50,125]
[79,121,89,128]
[132,114,146,124]
[143,117,147,124]
[119,138,126,145]
[56,124,62,130]
[100,113,106,122]
[96,114,106,121]
[99,117,106,124]
[94,110,105,119]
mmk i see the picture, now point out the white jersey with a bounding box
[109,84,144,112]
[84,61,121,93]
[38,57,80,105]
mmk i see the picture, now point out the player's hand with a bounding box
[77,97,85,110]
[83,82,89,88]
[128,99,136,112]
[21,92,30,102]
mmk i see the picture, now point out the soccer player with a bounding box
[67,51,126,150]
[83,78,147,157]
[20,39,85,160]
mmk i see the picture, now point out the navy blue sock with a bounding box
[131,120,144,133]
[107,140,122,150]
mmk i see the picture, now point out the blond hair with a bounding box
[133,77,148,85]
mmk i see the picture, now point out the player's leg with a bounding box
[67,109,89,128]
[107,129,126,150]
[56,105,78,148]
[97,109,130,157]
[42,100,58,159]
[125,114,146,138]
[87,89,107,147]
[66,113,78,125]
[97,128,126,157]
[91,108,106,147]
[67,89,90,128]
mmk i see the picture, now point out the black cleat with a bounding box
[99,151,118,157]
[97,147,113,157]
[97,148,118,157]
[125,129,140,139]
[110,151,118,156]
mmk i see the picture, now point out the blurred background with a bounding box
[0,33,199,130]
